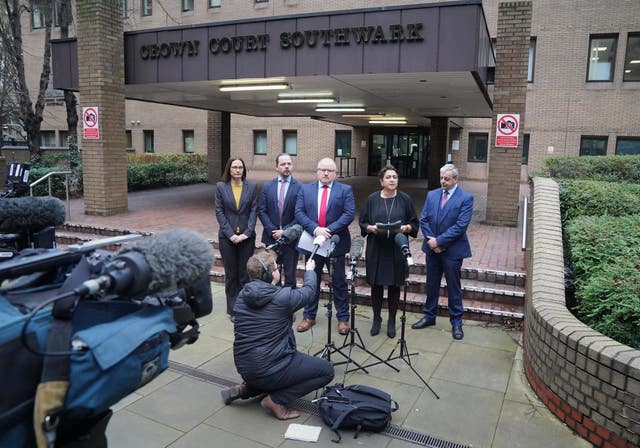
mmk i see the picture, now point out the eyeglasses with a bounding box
[231,166,244,170]
[317,168,336,173]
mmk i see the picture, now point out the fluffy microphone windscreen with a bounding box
[0,196,66,233]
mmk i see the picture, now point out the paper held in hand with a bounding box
[298,231,331,257]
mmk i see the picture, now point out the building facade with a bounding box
[11,0,640,181]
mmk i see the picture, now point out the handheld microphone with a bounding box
[265,224,303,250]
[0,196,66,233]
[76,229,215,298]
[309,235,326,259]
[348,235,364,265]
[394,233,414,266]
[327,234,340,257]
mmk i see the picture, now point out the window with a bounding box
[587,34,617,81]
[121,0,130,18]
[579,136,607,156]
[283,130,297,156]
[487,38,496,84]
[253,130,267,155]
[208,0,221,7]
[142,0,152,16]
[335,131,352,157]
[522,134,530,165]
[183,130,195,153]
[467,133,488,163]
[528,37,536,83]
[143,130,154,153]
[40,131,56,147]
[182,0,194,11]
[616,137,640,155]
[32,6,44,29]
[125,130,132,149]
[59,130,68,147]
[623,33,640,82]
[255,0,269,3]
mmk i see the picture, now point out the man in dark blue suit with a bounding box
[294,157,355,335]
[412,164,473,340]
[258,153,302,288]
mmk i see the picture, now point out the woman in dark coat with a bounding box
[215,158,258,319]
[359,166,419,338]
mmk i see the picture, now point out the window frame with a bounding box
[282,130,297,156]
[586,34,618,82]
[125,130,133,149]
[143,130,154,153]
[615,136,640,155]
[253,130,267,155]
[579,136,608,156]
[467,132,488,163]
[335,130,352,157]
[121,0,130,18]
[182,129,195,153]
[32,6,45,29]
[623,32,640,82]
[208,0,221,8]
[182,0,194,12]
[522,134,530,165]
[142,0,152,16]
[528,37,536,83]
[40,131,56,147]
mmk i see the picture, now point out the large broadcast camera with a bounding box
[0,197,215,448]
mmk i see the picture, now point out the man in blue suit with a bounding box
[412,164,473,340]
[258,154,302,288]
[294,157,355,335]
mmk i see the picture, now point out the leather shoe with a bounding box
[261,395,300,420]
[452,325,464,340]
[338,321,350,335]
[296,319,315,332]
[411,316,436,329]
[221,384,248,405]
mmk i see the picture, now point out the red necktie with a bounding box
[318,185,328,227]
[278,179,286,226]
[440,190,449,209]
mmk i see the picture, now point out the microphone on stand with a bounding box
[394,233,414,266]
[346,235,363,281]
[327,234,340,257]
[265,224,303,251]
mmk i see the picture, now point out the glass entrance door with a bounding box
[368,128,428,178]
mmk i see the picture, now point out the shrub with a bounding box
[127,160,207,191]
[559,179,640,224]
[546,155,640,183]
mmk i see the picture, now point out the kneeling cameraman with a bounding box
[221,252,334,420]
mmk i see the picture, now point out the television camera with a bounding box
[0,199,215,448]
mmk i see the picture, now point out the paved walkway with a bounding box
[59,173,589,447]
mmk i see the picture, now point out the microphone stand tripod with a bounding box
[313,255,366,372]
[334,259,399,375]
[385,256,439,399]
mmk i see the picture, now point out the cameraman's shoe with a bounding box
[261,395,300,420]
[221,384,248,405]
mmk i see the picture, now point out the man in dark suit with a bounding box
[258,153,301,288]
[412,163,473,340]
[294,157,355,335]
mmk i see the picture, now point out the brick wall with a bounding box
[486,1,531,226]
[77,0,127,216]
[526,177,640,448]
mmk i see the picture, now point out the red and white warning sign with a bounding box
[82,106,100,140]
[495,113,519,147]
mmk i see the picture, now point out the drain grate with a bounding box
[170,361,471,448]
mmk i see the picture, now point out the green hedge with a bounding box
[559,179,640,224]
[546,155,640,183]
[127,160,207,191]
[566,215,640,349]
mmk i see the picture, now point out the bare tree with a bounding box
[0,0,54,159]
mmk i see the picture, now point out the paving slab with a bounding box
[106,409,183,448]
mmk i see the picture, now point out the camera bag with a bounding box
[318,383,398,442]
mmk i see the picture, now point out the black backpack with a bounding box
[317,384,399,442]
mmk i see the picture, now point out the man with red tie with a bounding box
[258,154,301,288]
[412,163,474,340]
[294,158,355,335]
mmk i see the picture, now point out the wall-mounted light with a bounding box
[219,83,289,92]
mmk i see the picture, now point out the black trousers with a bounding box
[276,244,299,288]
[219,236,255,315]
[244,351,334,406]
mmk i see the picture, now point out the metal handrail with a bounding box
[30,170,72,220]
[521,195,528,251]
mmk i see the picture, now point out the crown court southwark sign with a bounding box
[138,23,424,60]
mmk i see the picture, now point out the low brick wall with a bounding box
[525,177,640,448]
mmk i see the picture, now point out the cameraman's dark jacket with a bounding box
[233,270,317,381]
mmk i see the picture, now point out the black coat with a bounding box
[359,190,419,286]
[232,271,316,381]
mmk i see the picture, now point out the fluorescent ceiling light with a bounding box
[372,116,406,121]
[369,120,407,125]
[278,91,333,98]
[342,114,386,118]
[277,98,335,104]
[595,46,608,51]
[220,83,289,92]
[630,60,640,64]
[316,107,365,112]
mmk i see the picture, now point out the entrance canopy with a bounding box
[52,1,494,128]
